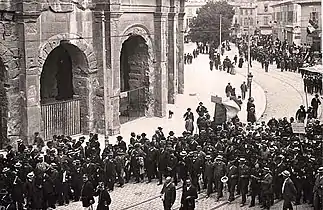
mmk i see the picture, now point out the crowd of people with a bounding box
[0,97,322,210]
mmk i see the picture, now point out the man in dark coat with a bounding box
[313,167,323,210]
[281,170,297,210]
[295,105,306,123]
[260,167,273,210]
[180,179,198,210]
[311,94,321,118]
[95,182,111,210]
[238,158,249,207]
[204,155,214,197]
[116,136,127,152]
[81,174,95,209]
[160,177,176,210]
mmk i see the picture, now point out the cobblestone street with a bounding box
[59,43,314,210]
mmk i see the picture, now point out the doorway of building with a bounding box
[119,35,149,124]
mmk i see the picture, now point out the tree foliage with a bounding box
[188,1,234,47]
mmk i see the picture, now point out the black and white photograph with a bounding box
[0,0,322,209]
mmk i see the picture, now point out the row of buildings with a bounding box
[184,0,321,49]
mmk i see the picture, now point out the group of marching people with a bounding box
[0,99,322,210]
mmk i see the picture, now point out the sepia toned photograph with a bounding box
[0,0,322,209]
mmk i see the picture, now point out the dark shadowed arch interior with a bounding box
[40,42,90,139]
[0,58,7,149]
[120,35,149,124]
[41,44,74,103]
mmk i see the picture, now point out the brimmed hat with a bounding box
[157,127,163,130]
[0,189,8,195]
[14,162,22,168]
[50,163,57,167]
[215,155,223,160]
[205,155,212,159]
[317,167,323,173]
[117,136,123,140]
[27,172,35,178]
[282,170,291,177]
[180,151,187,156]
[2,167,9,173]
[239,157,246,162]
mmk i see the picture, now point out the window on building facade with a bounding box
[244,17,248,26]
[310,11,319,23]
[245,10,249,15]
[240,9,243,15]
[264,16,269,25]
[250,17,253,25]
[250,9,253,15]
[287,11,293,23]
[264,4,268,12]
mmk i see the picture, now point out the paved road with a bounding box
[225,44,321,122]
[61,43,312,210]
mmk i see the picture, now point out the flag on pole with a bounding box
[222,98,241,120]
[307,19,318,34]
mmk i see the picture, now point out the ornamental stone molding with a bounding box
[37,33,98,75]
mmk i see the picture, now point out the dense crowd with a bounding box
[0,98,322,210]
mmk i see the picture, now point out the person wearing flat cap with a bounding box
[313,167,323,210]
[281,170,297,210]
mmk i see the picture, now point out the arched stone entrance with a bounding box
[39,40,93,139]
[0,58,7,149]
[119,35,150,123]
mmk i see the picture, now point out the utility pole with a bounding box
[247,17,250,76]
[219,14,222,50]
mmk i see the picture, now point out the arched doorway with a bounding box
[40,41,89,139]
[0,58,7,149]
[119,35,150,124]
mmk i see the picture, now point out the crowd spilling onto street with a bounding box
[0,97,322,210]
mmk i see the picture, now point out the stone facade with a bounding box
[0,0,185,146]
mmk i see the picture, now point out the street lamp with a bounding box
[247,72,253,99]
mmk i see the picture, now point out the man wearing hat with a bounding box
[81,174,95,209]
[117,136,127,153]
[313,167,323,210]
[213,155,226,200]
[160,177,176,210]
[204,155,214,197]
[196,102,207,116]
[295,105,306,123]
[311,94,321,118]
[238,157,250,206]
[259,167,273,209]
[281,170,297,210]
[227,159,239,202]
[184,108,194,134]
